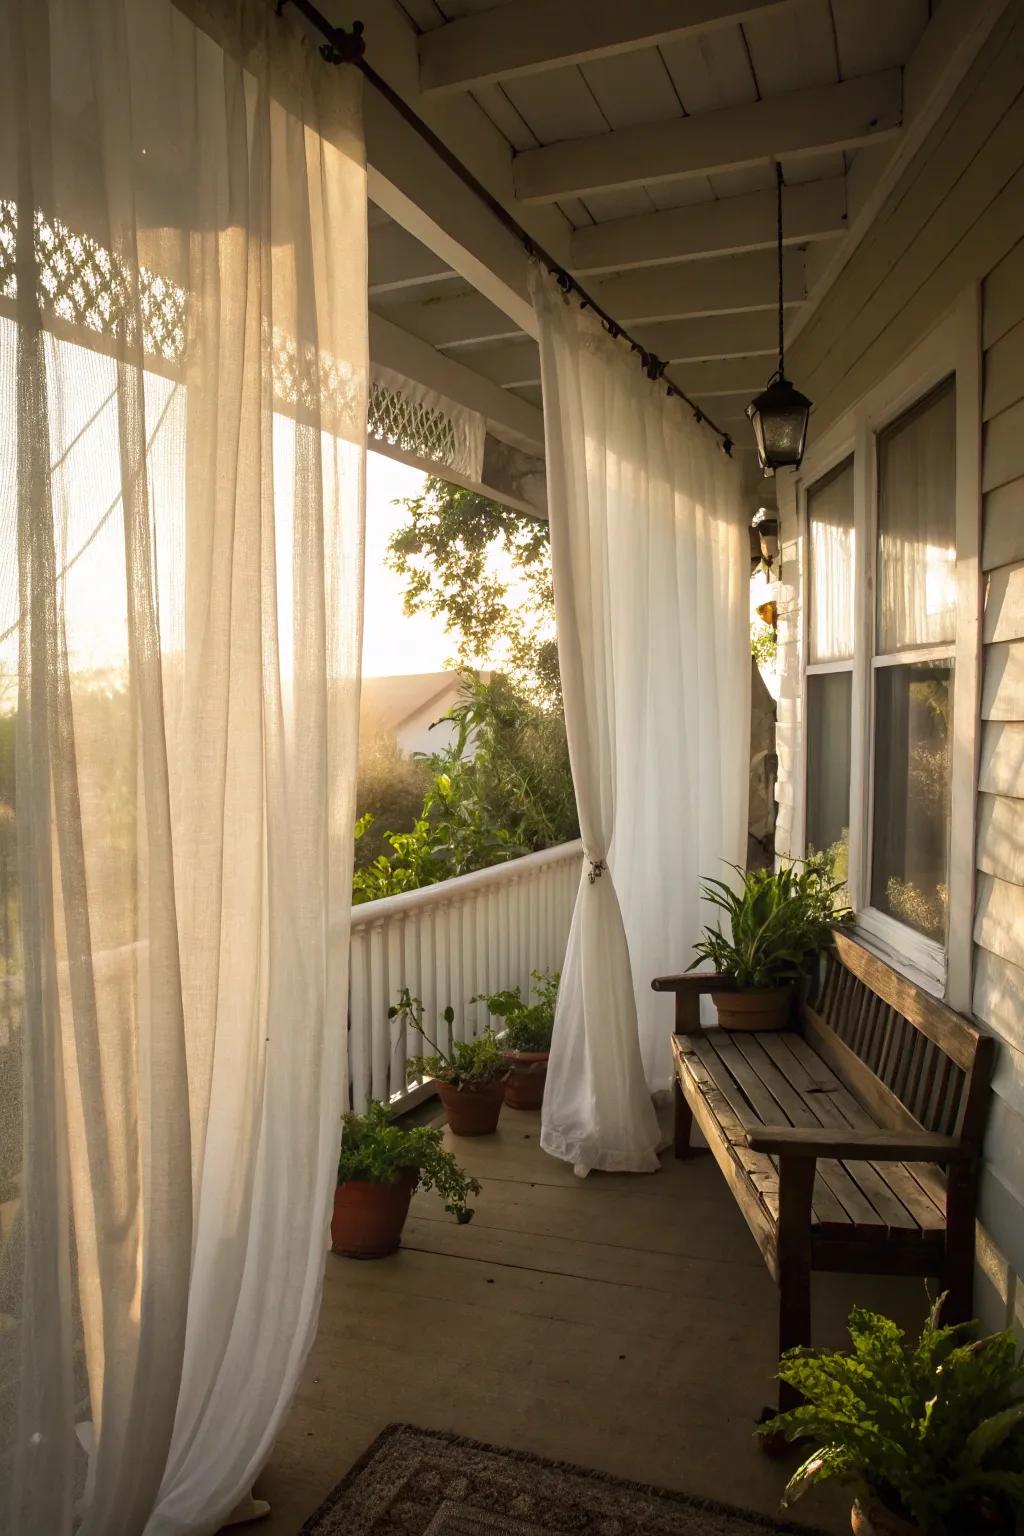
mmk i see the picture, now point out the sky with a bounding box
[362,451,453,678]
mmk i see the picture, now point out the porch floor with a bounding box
[252,1106,928,1535]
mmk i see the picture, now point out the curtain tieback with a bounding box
[586,858,607,884]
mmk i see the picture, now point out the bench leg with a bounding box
[776,1156,816,1415]
[943,1162,978,1324]
[673,1076,695,1159]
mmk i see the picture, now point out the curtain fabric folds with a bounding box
[0,2,366,1532]
[531,267,750,1176]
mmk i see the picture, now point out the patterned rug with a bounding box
[300,1424,825,1535]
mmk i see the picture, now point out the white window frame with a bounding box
[793,288,982,1006]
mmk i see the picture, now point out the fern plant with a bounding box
[689,856,849,990]
[338,1100,480,1223]
[472,969,559,1052]
[763,1298,1024,1533]
[391,989,509,1089]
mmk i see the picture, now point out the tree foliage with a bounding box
[387,476,559,701]
[352,673,578,903]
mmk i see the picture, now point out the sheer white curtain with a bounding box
[0,2,366,1533]
[531,269,749,1176]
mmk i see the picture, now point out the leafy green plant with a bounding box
[390,989,509,1090]
[338,1099,480,1223]
[689,856,850,990]
[763,1298,1024,1534]
[473,970,559,1053]
[352,674,578,905]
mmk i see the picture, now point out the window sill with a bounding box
[849,909,947,999]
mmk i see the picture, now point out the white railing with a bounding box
[345,839,583,1112]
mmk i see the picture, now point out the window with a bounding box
[793,295,981,1002]
[869,380,956,943]
[805,458,854,869]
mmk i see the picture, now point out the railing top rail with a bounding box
[345,839,583,932]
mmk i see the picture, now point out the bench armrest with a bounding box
[744,1125,973,1164]
[651,973,737,994]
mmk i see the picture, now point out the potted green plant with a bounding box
[333,1100,481,1258]
[393,989,509,1136]
[689,856,849,1030]
[472,969,559,1110]
[761,1297,1024,1535]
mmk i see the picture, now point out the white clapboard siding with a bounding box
[983,316,1024,421]
[973,946,1024,1057]
[345,840,582,1113]
[992,1039,1024,1122]
[979,1165,1024,1285]
[983,1095,1024,1207]
[983,398,1024,494]
[978,719,1024,797]
[982,477,1024,571]
[977,793,1024,886]
[983,561,1024,644]
[981,639,1024,720]
[974,872,1024,974]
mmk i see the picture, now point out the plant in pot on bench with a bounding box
[333,1100,481,1258]
[764,1295,1024,1536]
[472,969,559,1110]
[393,988,509,1136]
[688,856,849,1030]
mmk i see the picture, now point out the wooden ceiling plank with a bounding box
[368,223,460,296]
[513,70,902,203]
[419,0,796,96]
[571,177,847,272]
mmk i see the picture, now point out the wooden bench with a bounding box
[653,930,994,1413]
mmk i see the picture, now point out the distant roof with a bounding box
[360,671,466,733]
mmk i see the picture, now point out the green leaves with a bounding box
[761,1298,1024,1533]
[392,989,510,1089]
[337,1099,481,1223]
[688,855,851,989]
[472,969,559,1052]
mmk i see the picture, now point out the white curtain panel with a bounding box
[531,268,750,1176]
[0,2,366,1533]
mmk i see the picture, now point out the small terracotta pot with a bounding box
[436,1076,505,1135]
[502,1050,549,1110]
[713,987,793,1031]
[851,1496,922,1536]
[332,1171,416,1258]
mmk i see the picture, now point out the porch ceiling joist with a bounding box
[417,0,794,97]
[390,248,806,351]
[456,312,781,389]
[571,177,848,275]
[368,222,460,296]
[513,72,903,204]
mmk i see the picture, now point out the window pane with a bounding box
[808,458,855,662]
[806,671,852,871]
[876,378,956,654]
[870,661,952,941]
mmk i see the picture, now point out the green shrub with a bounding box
[689,856,850,990]
[353,729,432,871]
[763,1297,1024,1534]
[473,969,559,1053]
[390,989,508,1089]
[338,1100,480,1223]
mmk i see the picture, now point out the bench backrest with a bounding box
[808,930,994,1148]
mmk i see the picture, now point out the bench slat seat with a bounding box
[655,933,995,1416]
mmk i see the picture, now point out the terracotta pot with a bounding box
[851,1496,922,1536]
[713,987,793,1031]
[436,1076,505,1135]
[502,1050,549,1110]
[332,1171,416,1258]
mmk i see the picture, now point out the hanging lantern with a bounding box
[748,166,812,476]
[746,376,811,474]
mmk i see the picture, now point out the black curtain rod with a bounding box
[273,0,736,457]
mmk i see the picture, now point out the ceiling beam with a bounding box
[455,311,782,389]
[418,0,795,97]
[368,222,461,296]
[571,177,847,274]
[513,72,902,204]
[383,247,805,348]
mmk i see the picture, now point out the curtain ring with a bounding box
[587,859,606,884]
